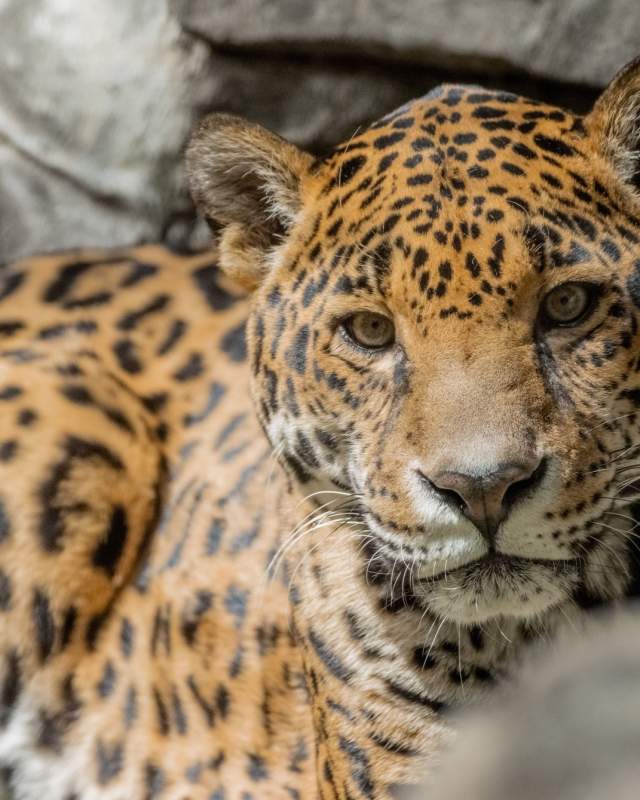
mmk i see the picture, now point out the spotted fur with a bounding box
[3,58,640,799]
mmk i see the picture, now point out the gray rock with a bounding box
[398,609,640,800]
[0,0,215,262]
[177,0,640,87]
[201,50,447,154]
[198,48,599,159]
[0,0,632,262]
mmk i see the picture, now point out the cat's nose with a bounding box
[420,458,546,544]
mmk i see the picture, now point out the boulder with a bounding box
[177,0,640,88]
[398,610,640,800]
[0,0,633,261]
[0,0,215,261]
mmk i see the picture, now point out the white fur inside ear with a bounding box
[588,57,640,198]
[604,89,640,190]
[186,113,314,287]
[250,158,304,230]
[187,114,311,234]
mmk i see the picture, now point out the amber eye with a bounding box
[542,283,596,326]
[343,311,395,350]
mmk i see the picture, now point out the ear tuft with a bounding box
[186,114,314,288]
[587,56,640,199]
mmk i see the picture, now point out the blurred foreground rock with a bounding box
[0,0,637,260]
[398,609,640,800]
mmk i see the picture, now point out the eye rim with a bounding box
[340,310,396,352]
[539,281,603,329]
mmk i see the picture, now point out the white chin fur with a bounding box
[419,561,578,625]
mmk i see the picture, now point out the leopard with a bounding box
[2,55,640,800]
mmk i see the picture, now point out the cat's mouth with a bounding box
[417,552,579,585]
[361,519,581,623]
[415,553,580,624]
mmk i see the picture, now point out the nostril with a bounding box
[502,457,547,512]
[417,470,467,513]
[434,486,467,513]
[417,457,547,534]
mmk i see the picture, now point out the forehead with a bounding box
[327,85,585,185]
[292,86,620,324]
[312,85,590,241]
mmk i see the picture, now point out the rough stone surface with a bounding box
[0,0,215,262]
[0,0,634,261]
[178,0,640,87]
[199,50,600,158]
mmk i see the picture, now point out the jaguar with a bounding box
[1,55,640,800]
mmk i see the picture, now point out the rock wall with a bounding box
[0,0,638,262]
[0,0,215,260]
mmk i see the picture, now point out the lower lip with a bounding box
[419,553,573,584]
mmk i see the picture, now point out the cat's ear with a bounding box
[187,113,314,289]
[586,56,640,202]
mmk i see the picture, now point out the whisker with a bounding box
[286,520,370,590]
[266,499,362,579]
[589,411,640,431]
[424,615,449,663]
[456,623,466,698]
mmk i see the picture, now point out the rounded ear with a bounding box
[586,56,640,201]
[186,113,314,289]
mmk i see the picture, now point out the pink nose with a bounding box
[421,458,545,543]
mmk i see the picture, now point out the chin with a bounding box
[418,557,579,625]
